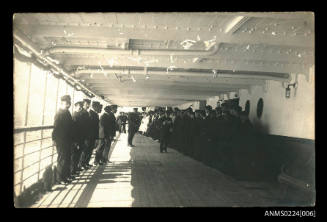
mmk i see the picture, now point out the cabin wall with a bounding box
[238,70,314,140]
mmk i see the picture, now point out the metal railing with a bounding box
[14,125,56,196]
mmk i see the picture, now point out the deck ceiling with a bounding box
[13,12,314,107]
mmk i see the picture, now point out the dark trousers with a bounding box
[84,139,96,165]
[71,143,82,174]
[94,138,112,163]
[79,140,89,167]
[121,124,126,133]
[128,129,137,145]
[160,134,169,152]
[95,139,105,164]
[56,142,71,182]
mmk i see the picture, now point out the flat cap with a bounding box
[104,105,111,113]
[83,98,91,104]
[74,101,83,106]
[61,95,71,102]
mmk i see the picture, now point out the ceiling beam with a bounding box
[98,88,236,96]
[89,82,250,90]
[61,55,311,74]
[102,94,215,101]
[81,76,266,86]
[15,23,314,48]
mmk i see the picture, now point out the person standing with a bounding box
[78,99,92,170]
[127,108,140,147]
[159,110,173,153]
[52,95,74,184]
[117,112,127,134]
[71,101,85,175]
[102,105,117,163]
[94,105,117,165]
[86,101,100,166]
[139,112,150,135]
[94,105,108,165]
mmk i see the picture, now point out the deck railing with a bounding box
[14,125,56,196]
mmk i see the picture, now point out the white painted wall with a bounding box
[206,96,220,108]
[174,68,314,140]
[239,68,314,140]
[176,101,200,110]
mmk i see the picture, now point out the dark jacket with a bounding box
[89,109,99,140]
[52,109,74,144]
[72,110,88,143]
[100,111,116,138]
[80,109,91,140]
[128,112,141,132]
[159,116,173,136]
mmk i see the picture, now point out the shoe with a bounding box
[68,176,75,180]
[60,179,70,185]
[87,164,92,167]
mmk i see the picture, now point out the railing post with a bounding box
[19,62,32,194]
[51,78,60,165]
[37,70,48,181]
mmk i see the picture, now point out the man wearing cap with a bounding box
[102,105,117,163]
[127,108,141,147]
[78,99,92,170]
[159,110,173,153]
[86,101,100,166]
[117,112,127,134]
[94,105,117,165]
[71,101,85,175]
[52,95,74,184]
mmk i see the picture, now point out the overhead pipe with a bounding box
[74,68,291,82]
[44,44,220,57]
[13,28,108,103]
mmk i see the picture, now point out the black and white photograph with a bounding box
[13,12,315,208]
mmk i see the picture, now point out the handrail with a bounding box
[14,125,54,134]
[14,136,52,147]
[14,144,54,161]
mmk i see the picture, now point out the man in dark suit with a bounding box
[78,99,92,170]
[159,110,173,153]
[94,105,117,165]
[117,112,127,133]
[102,105,117,163]
[127,108,141,147]
[86,101,100,166]
[52,95,74,184]
[71,101,85,175]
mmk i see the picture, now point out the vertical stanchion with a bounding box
[37,70,48,180]
[19,62,32,194]
[51,78,60,165]
[71,88,75,114]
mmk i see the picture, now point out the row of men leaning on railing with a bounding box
[52,95,141,185]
